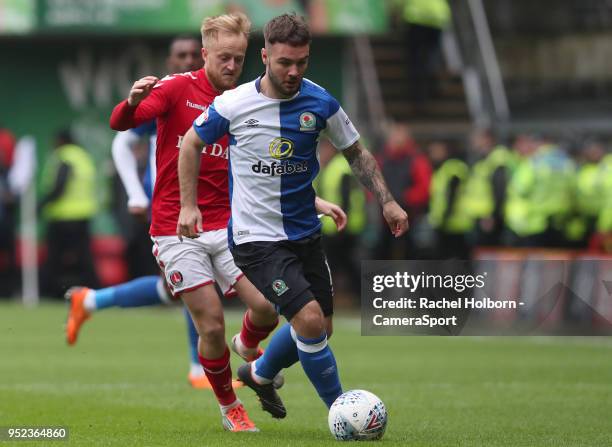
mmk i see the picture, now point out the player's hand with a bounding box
[382,201,409,237]
[176,206,203,241]
[127,76,159,106]
[315,197,347,231]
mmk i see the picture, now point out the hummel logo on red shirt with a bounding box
[186,99,207,111]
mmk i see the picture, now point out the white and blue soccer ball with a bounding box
[328,390,387,441]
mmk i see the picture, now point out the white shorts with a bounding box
[152,229,243,296]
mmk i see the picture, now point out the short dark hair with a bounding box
[264,13,311,47]
[169,34,200,53]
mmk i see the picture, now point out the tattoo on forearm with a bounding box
[344,143,393,205]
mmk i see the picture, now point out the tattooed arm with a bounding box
[343,140,409,237]
[343,141,392,204]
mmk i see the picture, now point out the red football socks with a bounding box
[198,347,236,406]
[240,311,278,349]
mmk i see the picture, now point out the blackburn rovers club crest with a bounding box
[169,270,183,287]
[299,112,316,131]
[272,279,289,296]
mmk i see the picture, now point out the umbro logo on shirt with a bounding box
[244,118,259,128]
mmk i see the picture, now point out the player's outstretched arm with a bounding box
[111,130,150,217]
[177,127,205,240]
[342,140,409,237]
[315,196,347,231]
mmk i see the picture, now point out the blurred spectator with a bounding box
[39,129,99,298]
[393,0,451,104]
[0,126,17,297]
[463,128,517,246]
[566,139,606,247]
[593,152,612,253]
[511,133,537,159]
[428,140,472,259]
[505,135,575,247]
[315,139,366,297]
[375,123,432,259]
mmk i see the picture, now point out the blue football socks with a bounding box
[253,323,342,408]
[296,332,343,408]
[254,323,299,380]
[94,276,163,309]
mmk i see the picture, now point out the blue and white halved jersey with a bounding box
[193,77,360,245]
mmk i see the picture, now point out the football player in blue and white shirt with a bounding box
[178,14,408,418]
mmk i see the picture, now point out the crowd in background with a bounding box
[315,124,612,299]
[2,119,611,301]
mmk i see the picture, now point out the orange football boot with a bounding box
[222,403,259,432]
[65,287,91,345]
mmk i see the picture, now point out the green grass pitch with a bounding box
[1,302,611,446]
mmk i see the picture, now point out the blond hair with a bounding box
[201,12,251,48]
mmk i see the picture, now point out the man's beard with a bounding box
[268,66,299,97]
[208,70,235,91]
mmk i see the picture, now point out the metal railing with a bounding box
[349,35,387,142]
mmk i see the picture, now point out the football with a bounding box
[328,390,387,441]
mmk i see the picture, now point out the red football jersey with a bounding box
[110,69,230,236]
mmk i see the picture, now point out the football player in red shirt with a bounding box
[65,35,217,390]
